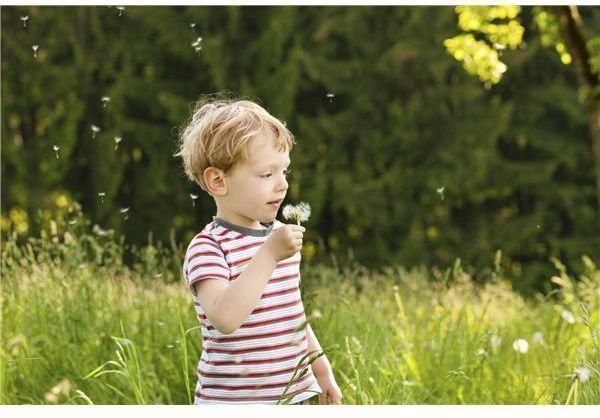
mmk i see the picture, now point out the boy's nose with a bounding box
[277,173,288,191]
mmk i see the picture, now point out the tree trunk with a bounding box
[552,6,600,227]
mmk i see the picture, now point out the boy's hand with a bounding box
[262,224,305,261]
[316,373,343,405]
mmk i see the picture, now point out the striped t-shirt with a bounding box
[183,217,321,405]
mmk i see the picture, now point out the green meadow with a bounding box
[1,211,599,405]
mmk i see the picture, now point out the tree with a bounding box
[445,5,600,226]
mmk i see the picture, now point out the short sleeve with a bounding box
[184,235,230,297]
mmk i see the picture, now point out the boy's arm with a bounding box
[195,224,304,334]
[306,323,343,404]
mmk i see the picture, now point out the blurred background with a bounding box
[2,5,600,294]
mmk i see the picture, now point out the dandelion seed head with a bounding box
[532,331,544,345]
[53,145,60,151]
[512,338,529,354]
[311,309,323,319]
[561,309,576,324]
[282,202,311,224]
[574,366,591,383]
[44,378,71,404]
[91,124,100,133]
[490,335,502,349]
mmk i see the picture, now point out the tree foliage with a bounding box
[2,6,599,293]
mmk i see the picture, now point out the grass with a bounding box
[1,207,599,404]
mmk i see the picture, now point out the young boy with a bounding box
[177,97,342,405]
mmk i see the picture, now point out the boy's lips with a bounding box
[267,199,283,207]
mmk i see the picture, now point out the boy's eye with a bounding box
[260,173,272,178]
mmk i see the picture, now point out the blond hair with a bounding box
[177,96,295,191]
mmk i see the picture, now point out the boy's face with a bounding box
[217,129,290,229]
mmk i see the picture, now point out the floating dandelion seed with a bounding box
[190,193,199,206]
[326,93,335,103]
[512,338,529,354]
[573,366,591,383]
[53,145,60,159]
[311,309,323,319]
[437,186,446,201]
[68,219,78,225]
[101,96,111,107]
[91,124,100,139]
[493,43,506,51]
[191,37,203,53]
[233,357,243,364]
[532,331,545,345]
[78,263,86,269]
[114,135,123,150]
[157,321,164,327]
[116,6,125,16]
[561,309,576,324]
[154,273,163,278]
[476,348,487,358]
[32,44,39,58]
[119,207,129,220]
[282,202,311,225]
[166,344,174,349]
[190,23,196,28]
[20,15,29,27]
[98,192,106,204]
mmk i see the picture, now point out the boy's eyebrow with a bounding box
[264,160,291,169]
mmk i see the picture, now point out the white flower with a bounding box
[561,310,576,324]
[573,366,591,383]
[532,331,545,345]
[512,338,529,354]
[490,335,502,350]
[282,202,311,225]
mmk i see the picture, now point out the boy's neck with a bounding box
[213,216,273,237]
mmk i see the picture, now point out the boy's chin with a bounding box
[258,215,276,224]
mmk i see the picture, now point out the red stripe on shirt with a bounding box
[204,336,307,354]
[205,311,305,331]
[203,326,301,343]
[223,241,264,256]
[196,298,301,319]
[261,286,297,299]
[199,362,308,379]
[200,349,305,366]
[195,375,314,402]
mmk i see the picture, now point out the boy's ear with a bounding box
[203,167,227,196]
